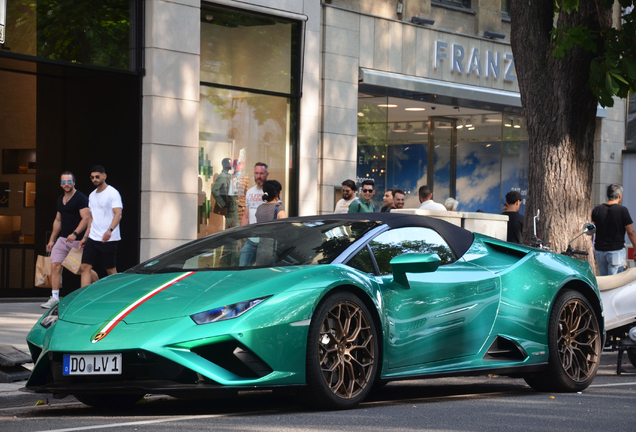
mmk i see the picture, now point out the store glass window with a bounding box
[501,115,529,214]
[199,6,299,238]
[358,95,425,209]
[432,119,453,203]
[356,94,528,214]
[456,113,504,214]
[1,0,136,70]
[201,8,294,94]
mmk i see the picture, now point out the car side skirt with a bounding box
[378,363,548,383]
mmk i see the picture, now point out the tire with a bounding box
[524,290,601,392]
[74,393,144,408]
[304,291,378,410]
[628,348,636,369]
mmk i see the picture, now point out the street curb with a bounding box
[0,298,49,303]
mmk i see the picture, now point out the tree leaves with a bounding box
[553,1,636,107]
[551,25,597,58]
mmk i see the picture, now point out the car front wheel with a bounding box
[305,291,378,410]
[524,290,601,392]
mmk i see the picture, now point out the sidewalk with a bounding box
[0,300,47,397]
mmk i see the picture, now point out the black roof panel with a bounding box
[282,213,475,259]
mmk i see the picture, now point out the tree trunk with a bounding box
[510,1,612,259]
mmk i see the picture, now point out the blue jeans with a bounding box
[239,239,258,267]
[594,248,626,276]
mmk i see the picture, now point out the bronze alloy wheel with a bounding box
[557,298,600,382]
[317,300,375,400]
[524,289,601,392]
[305,291,378,409]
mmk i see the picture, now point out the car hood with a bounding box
[59,268,303,325]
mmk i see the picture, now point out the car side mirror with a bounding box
[390,253,441,288]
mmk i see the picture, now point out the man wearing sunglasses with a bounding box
[334,179,357,214]
[79,165,123,287]
[348,180,376,213]
[41,171,90,309]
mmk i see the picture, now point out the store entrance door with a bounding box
[0,56,141,298]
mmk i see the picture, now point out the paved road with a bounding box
[1,352,635,431]
[1,302,635,431]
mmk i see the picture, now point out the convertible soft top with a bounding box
[281,213,475,259]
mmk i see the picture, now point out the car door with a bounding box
[366,227,501,369]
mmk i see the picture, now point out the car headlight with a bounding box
[191,296,272,325]
[40,304,59,329]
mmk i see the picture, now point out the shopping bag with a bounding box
[35,255,52,288]
[62,248,83,275]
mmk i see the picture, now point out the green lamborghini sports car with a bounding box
[24,213,604,409]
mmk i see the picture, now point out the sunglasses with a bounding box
[362,189,374,193]
[90,175,102,179]
[60,180,73,185]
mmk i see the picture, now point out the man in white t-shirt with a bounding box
[418,185,446,211]
[239,162,269,266]
[79,165,123,287]
[333,179,357,214]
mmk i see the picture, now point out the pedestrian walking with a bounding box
[592,184,636,275]
[78,165,123,287]
[41,171,90,308]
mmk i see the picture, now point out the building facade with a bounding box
[0,0,629,296]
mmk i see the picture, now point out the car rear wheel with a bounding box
[74,393,144,408]
[524,290,601,392]
[628,348,636,368]
[305,291,378,410]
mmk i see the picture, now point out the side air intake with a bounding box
[191,341,273,378]
[484,336,528,361]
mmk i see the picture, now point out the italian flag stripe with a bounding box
[91,272,194,343]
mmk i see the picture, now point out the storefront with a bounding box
[0,1,627,295]
[197,4,302,238]
[356,74,529,214]
[0,0,143,296]
[318,3,617,216]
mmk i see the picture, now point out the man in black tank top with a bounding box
[592,184,636,275]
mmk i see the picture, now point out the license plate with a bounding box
[63,354,122,375]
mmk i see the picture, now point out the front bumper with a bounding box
[25,311,310,394]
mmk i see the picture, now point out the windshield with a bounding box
[130,219,380,273]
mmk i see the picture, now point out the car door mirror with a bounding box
[390,253,441,288]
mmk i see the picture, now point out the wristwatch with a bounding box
[73,231,79,236]
[109,227,115,232]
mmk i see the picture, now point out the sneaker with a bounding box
[41,297,58,309]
